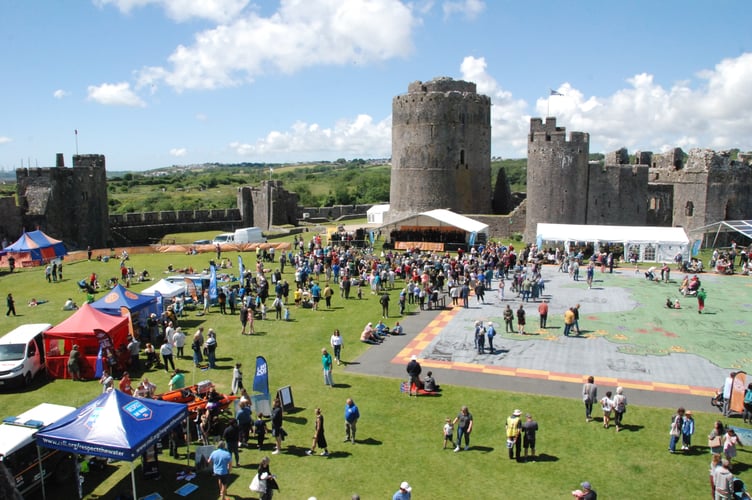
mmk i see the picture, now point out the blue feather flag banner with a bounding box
[253,356,270,398]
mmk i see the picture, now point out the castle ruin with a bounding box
[388,77,493,223]
[525,117,752,242]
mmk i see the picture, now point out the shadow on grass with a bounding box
[470,445,495,453]
[619,424,645,432]
[529,453,559,462]
[284,416,308,425]
[332,383,351,388]
[357,437,383,446]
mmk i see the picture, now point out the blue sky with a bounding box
[1,0,751,171]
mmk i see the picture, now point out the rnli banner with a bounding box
[253,356,270,399]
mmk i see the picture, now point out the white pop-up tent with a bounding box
[381,209,490,249]
[536,223,689,262]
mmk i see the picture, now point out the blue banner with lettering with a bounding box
[253,356,269,399]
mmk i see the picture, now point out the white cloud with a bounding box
[169,147,187,157]
[460,56,530,158]
[53,89,69,99]
[0,137,12,145]
[87,82,146,107]
[531,53,752,154]
[195,113,208,122]
[443,0,485,20]
[229,114,392,160]
[94,0,250,23]
[137,0,416,91]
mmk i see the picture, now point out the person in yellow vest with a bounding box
[505,409,522,461]
[563,307,575,337]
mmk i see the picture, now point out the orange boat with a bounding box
[156,380,237,416]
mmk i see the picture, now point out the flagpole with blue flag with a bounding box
[548,88,564,117]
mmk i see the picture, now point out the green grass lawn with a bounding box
[2,243,741,499]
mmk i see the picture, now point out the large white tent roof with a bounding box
[384,209,489,234]
[536,223,689,244]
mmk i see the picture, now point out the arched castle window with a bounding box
[685,201,694,217]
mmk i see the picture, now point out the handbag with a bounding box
[249,474,265,493]
[709,435,722,448]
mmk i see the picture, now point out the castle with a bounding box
[388,77,493,223]
[525,117,752,242]
[5,154,110,249]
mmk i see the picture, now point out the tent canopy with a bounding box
[689,220,752,248]
[536,223,690,262]
[140,279,185,298]
[91,284,156,316]
[45,303,130,379]
[36,390,187,461]
[383,209,489,235]
[2,230,67,265]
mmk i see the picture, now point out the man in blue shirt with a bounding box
[344,398,360,444]
[208,441,233,500]
[393,481,412,500]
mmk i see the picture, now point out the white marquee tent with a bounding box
[536,223,689,262]
[382,209,489,246]
[367,204,390,224]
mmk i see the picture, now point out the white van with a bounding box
[0,403,76,496]
[234,227,267,244]
[0,323,51,388]
[212,232,235,245]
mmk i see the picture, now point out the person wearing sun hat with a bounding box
[505,409,523,461]
[572,480,596,499]
[392,481,412,500]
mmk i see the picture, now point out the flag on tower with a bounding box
[550,89,564,96]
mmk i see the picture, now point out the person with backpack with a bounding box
[612,387,627,432]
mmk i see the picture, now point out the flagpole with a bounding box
[547,96,550,118]
[75,129,79,155]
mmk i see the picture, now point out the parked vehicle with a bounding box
[0,323,51,388]
[233,227,266,244]
[211,233,234,245]
[0,403,76,496]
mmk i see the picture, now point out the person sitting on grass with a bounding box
[423,371,440,392]
[360,323,382,345]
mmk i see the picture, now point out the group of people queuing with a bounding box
[581,377,628,432]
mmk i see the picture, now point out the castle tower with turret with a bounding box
[525,117,590,241]
[388,77,492,223]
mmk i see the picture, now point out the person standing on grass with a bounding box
[323,284,334,309]
[443,417,454,449]
[697,287,707,314]
[392,481,412,500]
[582,376,597,422]
[600,391,614,429]
[322,348,334,387]
[505,409,522,461]
[6,293,17,317]
[172,327,186,358]
[160,340,175,372]
[521,413,539,462]
[612,386,627,432]
[223,418,240,466]
[453,405,473,452]
[231,363,243,395]
[330,329,344,365]
[344,398,360,444]
[668,407,685,453]
[306,408,329,456]
[208,441,232,500]
[380,291,390,317]
[271,398,284,455]
[682,410,695,451]
[723,428,742,462]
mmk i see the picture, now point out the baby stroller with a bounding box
[711,391,725,412]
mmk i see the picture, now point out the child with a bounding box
[253,413,268,450]
[723,428,742,461]
[443,417,454,449]
[600,391,614,429]
[681,410,695,451]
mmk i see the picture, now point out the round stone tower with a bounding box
[525,117,590,242]
[388,77,492,223]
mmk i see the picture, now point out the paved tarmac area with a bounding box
[346,265,750,410]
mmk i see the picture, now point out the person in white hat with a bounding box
[505,409,523,461]
[392,481,412,500]
[406,355,422,395]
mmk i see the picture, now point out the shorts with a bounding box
[216,473,230,485]
[523,437,535,449]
